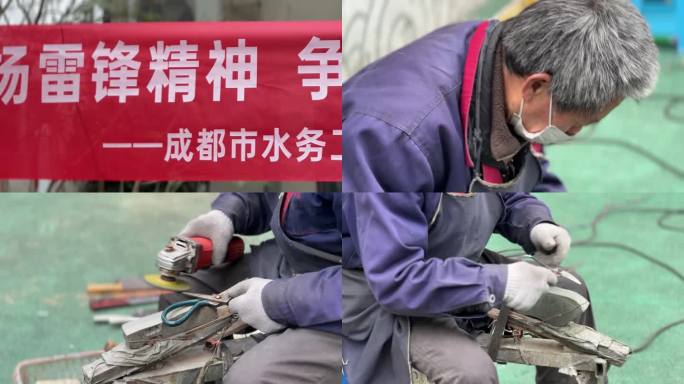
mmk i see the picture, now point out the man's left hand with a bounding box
[529,223,571,267]
[227,278,286,334]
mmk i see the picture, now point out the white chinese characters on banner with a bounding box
[164,128,194,162]
[207,39,257,102]
[147,40,199,103]
[0,46,29,105]
[197,128,226,162]
[298,36,342,101]
[230,128,258,162]
[92,41,141,103]
[10,36,343,105]
[262,128,291,162]
[296,127,326,162]
[331,129,342,161]
[150,127,340,163]
[39,44,84,103]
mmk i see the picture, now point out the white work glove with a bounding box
[504,262,558,311]
[179,210,234,266]
[227,278,286,334]
[529,223,571,267]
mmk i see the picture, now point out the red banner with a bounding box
[0,21,341,181]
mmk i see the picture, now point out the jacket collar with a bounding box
[490,42,525,162]
[466,21,529,180]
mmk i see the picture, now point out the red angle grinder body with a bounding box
[144,236,245,291]
[182,236,245,271]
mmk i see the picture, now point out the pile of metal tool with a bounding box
[83,235,249,384]
[484,307,630,384]
[83,290,249,384]
[412,307,631,384]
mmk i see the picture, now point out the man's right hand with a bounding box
[503,262,557,311]
[179,210,235,266]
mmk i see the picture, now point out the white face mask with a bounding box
[510,95,572,145]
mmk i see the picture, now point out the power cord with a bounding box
[496,197,684,354]
[554,93,684,181]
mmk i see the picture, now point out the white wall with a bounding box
[342,0,488,78]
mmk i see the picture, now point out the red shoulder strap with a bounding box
[460,21,504,184]
[530,143,544,155]
[280,192,296,224]
[460,21,489,169]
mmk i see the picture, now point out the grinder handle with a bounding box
[190,236,245,270]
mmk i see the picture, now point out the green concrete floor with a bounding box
[0,194,273,382]
[544,48,684,192]
[1,193,682,383]
[489,193,684,383]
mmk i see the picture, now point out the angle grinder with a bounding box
[144,236,245,291]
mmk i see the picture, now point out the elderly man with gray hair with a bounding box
[341,1,659,384]
[342,0,659,193]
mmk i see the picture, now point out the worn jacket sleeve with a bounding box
[342,113,435,192]
[261,266,341,334]
[495,193,555,254]
[211,193,279,235]
[346,193,507,316]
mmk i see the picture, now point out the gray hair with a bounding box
[501,0,659,114]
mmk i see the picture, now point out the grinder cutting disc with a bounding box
[143,274,191,292]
